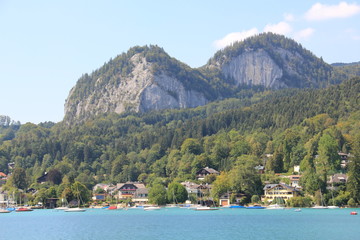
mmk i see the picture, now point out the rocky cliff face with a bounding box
[139,73,207,112]
[64,50,209,123]
[205,32,335,89]
[220,49,285,89]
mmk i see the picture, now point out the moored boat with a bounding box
[54,206,70,210]
[266,204,285,210]
[246,205,266,209]
[193,206,219,211]
[229,205,246,209]
[144,206,161,211]
[311,205,328,209]
[0,209,11,213]
[16,207,33,212]
[64,207,86,212]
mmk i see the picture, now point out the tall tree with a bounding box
[148,184,167,205]
[71,181,91,205]
[211,172,231,199]
[317,133,340,173]
[12,167,27,190]
[347,134,360,203]
[47,169,62,185]
[229,155,262,196]
[167,182,188,203]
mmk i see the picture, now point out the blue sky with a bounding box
[1,0,359,124]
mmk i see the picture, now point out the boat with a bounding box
[143,206,161,211]
[108,206,118,210]
[294,208,302,212]
[229,205,246,209]
[64,184,86,212]
[327,205,339,209]
[311,205,328,209]
[64,207,86,212]
[54,206,70,210]
[246,205,266,209]
[16,207,33,212]
[127,205,144,210]
[0,209,11,213]
[193,206,219,211]
[183,204,202,209]
[266,204,285,210]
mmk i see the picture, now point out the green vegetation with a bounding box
[2,73,360,206]
[332,62,360,78]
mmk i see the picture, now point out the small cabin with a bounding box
[289,175,301,188]
[45,198,59,209]
[196,167,219,180]
[338,152,351,168]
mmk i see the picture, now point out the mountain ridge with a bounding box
[64,33,351,124]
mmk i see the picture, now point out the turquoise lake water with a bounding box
[1,208,360,240]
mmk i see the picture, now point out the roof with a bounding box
[93,183,111,191]
[181,181,200,189]
[135,188,149,194]
[196,167,219,175]
[36,172,48,183]
[329,174,348,183]
[116,182,146,190]
[0,172,7,177]
[198,184,212,190]
[263,183,299,192]
[289,175,301,181]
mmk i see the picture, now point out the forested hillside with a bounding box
[1,77,360,206]
[332,61,360,78]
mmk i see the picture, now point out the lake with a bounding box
[1,207,360,240]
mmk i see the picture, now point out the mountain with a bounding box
[64,33,347,124]
[203,33,339,89]
[64,45,214,124]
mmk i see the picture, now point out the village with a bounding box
[0,151,351,210]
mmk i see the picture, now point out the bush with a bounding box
[348,198,357,208]
[251,195,260,203]
[287,196,313,207]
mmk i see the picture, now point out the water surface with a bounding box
[1,208,359,240]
